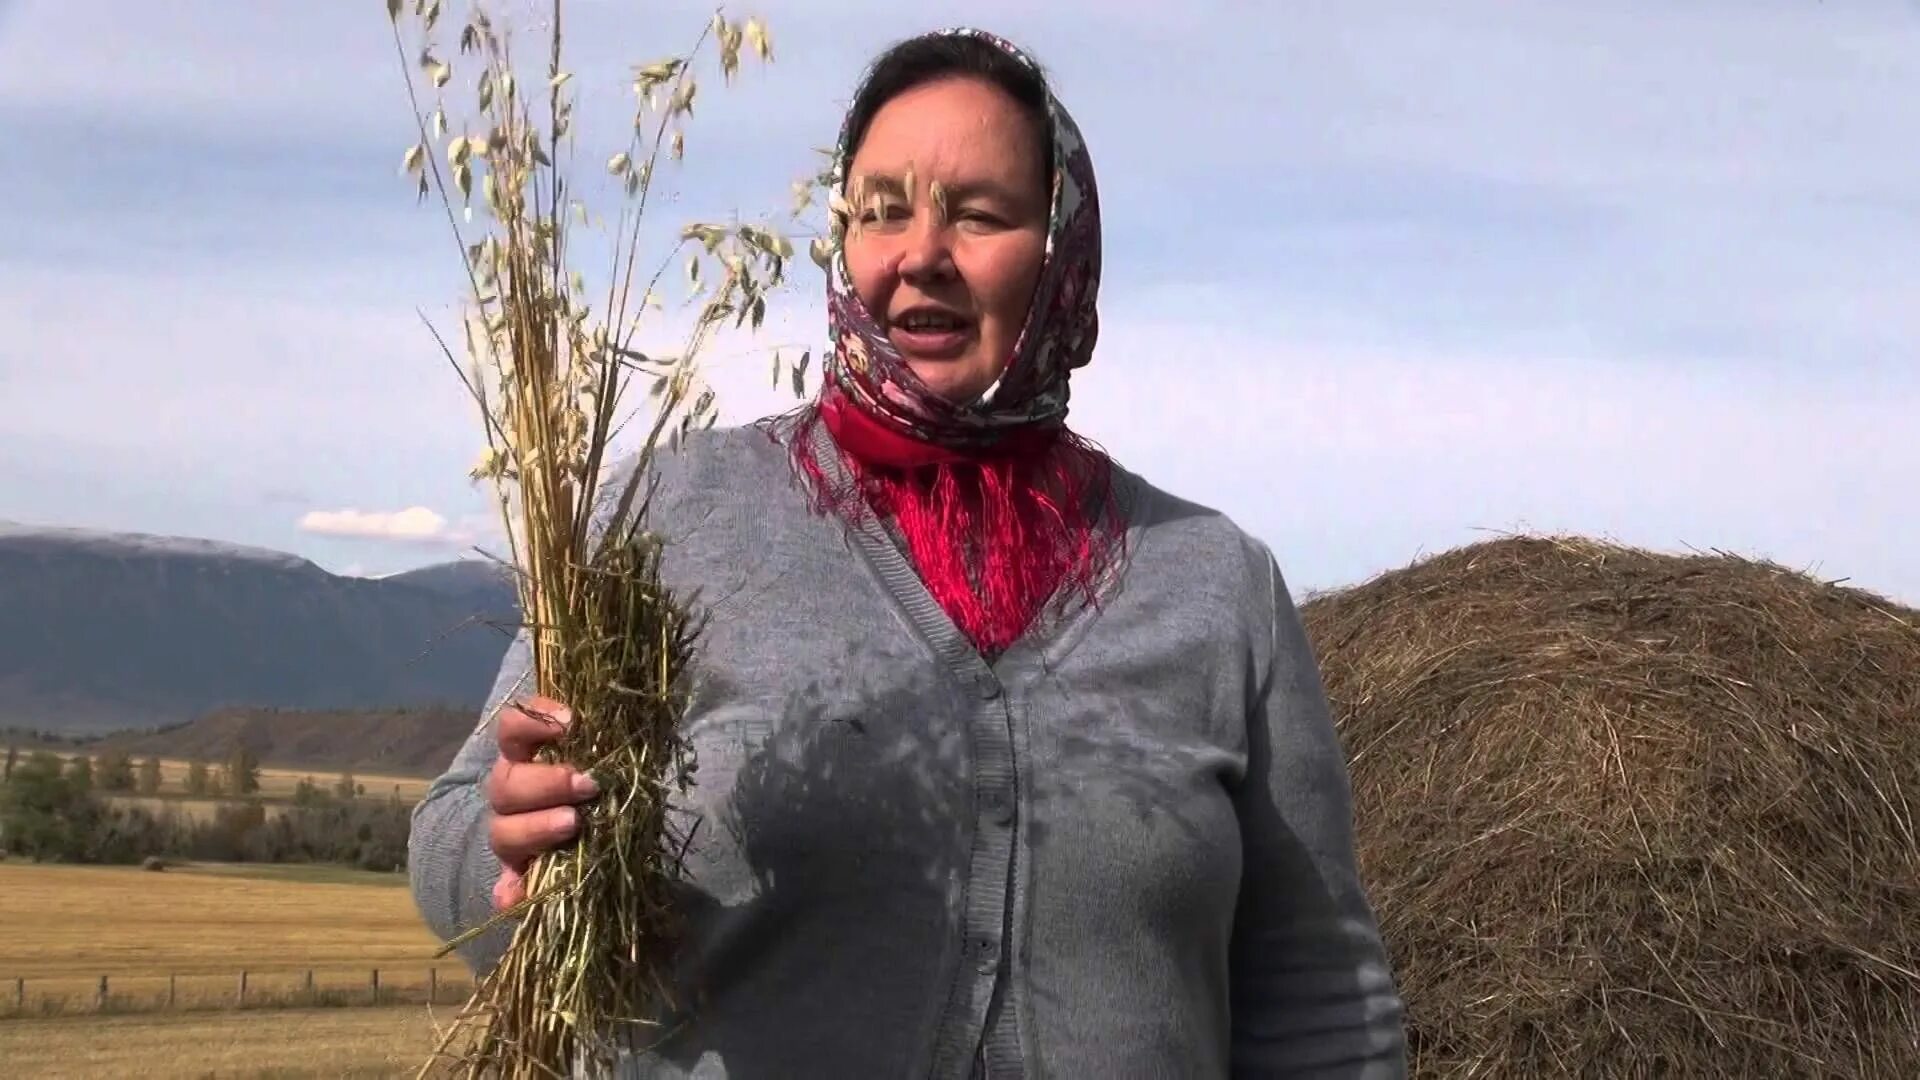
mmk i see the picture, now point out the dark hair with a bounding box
[844,34,1054,181]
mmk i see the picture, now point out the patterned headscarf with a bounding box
[821,27,1102,451]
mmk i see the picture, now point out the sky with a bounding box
[3,0,1917,604]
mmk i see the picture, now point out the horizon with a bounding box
[6,510,1915,614]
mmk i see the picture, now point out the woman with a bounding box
[411,27,1407,1079]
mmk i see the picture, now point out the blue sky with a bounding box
[3,0,1917,603]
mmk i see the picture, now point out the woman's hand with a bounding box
[485,694,600,911]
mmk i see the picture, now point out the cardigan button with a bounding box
[972,934,1001,973]
[973,672,1002,700]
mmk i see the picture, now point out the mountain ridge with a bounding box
[0,521,520,737]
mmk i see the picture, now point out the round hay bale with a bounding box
[1302,535,1920,1078]
[140,856,168,872]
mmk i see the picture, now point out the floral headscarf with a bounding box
[821,27,1102,451]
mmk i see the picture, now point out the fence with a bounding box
[0,966,475,1019]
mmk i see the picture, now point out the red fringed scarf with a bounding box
[795,394,1124,657]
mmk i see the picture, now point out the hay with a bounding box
[1302,534,1920,1078]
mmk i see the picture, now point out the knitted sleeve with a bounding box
[406,628,530,976]
[1227,550,1408,1077]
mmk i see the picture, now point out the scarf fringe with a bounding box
[786,405,1127,657]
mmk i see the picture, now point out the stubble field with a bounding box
[0,860,474,1078]
[0,1007,444,1079]
[80,756,433,824]
[133,758,432,802]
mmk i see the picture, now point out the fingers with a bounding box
[485,759,599,815]
[487,695,592,912]
[493,865,525,911]
[490,804,582,872]
[496,696,572,763]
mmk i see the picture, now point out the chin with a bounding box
[907,363,995,405]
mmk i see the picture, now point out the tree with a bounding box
[65,755,94,793]
[3,744,17,783]
[137,757,163,796]
[1,752,97,861]
[334,771,359,802]
[226,743,261,797]
[185,760,210,796]
[97,749,136,793]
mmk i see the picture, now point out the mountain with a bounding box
[89,705,479,777]
[0,520,520,737]
[385,558,518,612]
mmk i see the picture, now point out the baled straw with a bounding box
[1304,534,1920,1078]
[385,2,800,1075]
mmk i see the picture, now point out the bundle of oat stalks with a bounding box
[1304,535,1920,1077]
[385,2,797,1075]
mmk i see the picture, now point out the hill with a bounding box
[0,520,519,737]
[86,705,478,777]
[384,558,516,607]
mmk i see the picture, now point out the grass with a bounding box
[0,1006,448,1078]
[0,861,464,1015]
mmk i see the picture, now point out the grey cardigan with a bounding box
[408,416,1407,1078]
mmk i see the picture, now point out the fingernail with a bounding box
[571,772,600,800]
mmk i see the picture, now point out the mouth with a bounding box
[887,305,975,359]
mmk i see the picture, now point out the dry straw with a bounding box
[1304,534,1920,1078]
[384,1,802,1075]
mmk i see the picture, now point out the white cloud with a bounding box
[298,506,459,543]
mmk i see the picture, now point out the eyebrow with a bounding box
[852,173,1030,206]
[939,180,1027,204]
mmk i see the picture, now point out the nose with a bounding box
[894,210,955,286]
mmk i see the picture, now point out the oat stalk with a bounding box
[384,1,792,1075]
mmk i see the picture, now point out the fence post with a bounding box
[238,970,248,1007]
[304,969,315,1003]
[15,976,23,1011]
[167,974,176,1009]
[96,975,108,1010]
[371,968,380,1005]
[429,967,438,1005]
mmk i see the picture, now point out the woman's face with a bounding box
[844,76,1050,405]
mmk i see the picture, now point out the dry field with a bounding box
[0,861,470,1015]
[144,758,433,802]
[0,1006,447,1078]
[63,756,435,823]
[103,795,300,823]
